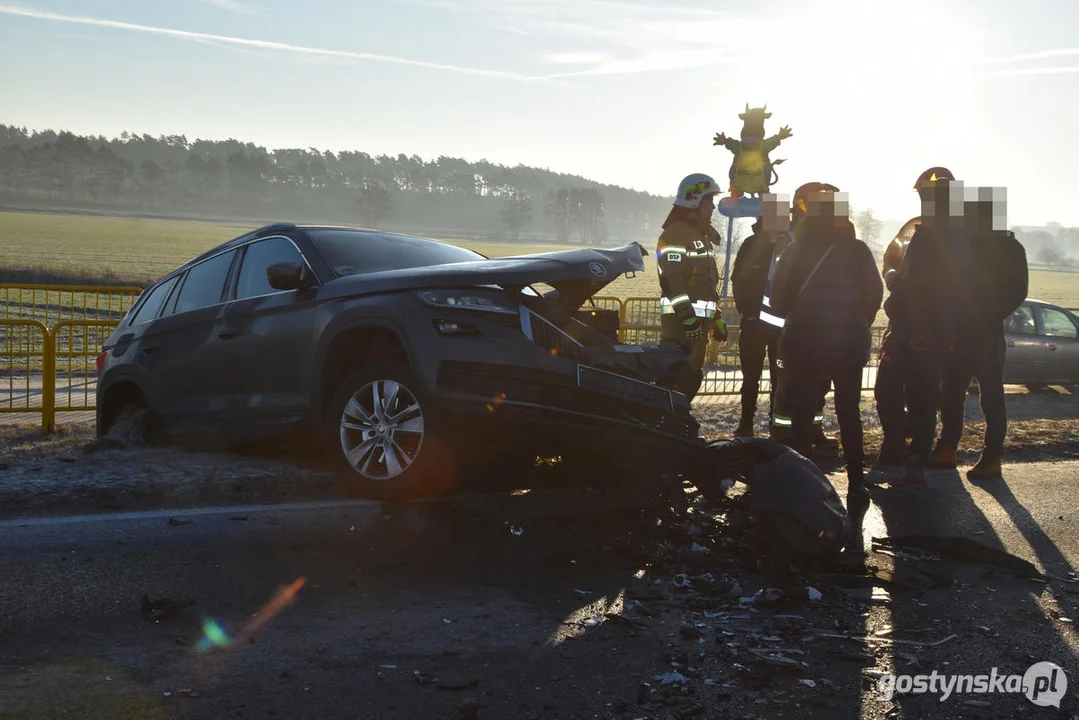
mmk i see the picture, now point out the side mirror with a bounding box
[267,261,317,291]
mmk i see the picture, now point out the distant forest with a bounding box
[0,124,677,245]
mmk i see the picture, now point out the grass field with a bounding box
[0,209,1072,413]
[1,208,1076,312]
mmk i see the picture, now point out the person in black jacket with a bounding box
[885,178,973,485]
[768,182,841,455]
[731,195,793,436]
[770,188,884,549]
[929,189,1027,480]
[872,167,955,473]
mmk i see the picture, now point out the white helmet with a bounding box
[673,173,721,208]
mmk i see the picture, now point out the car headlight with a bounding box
[414,289,518,315]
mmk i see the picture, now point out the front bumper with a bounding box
[433,360,704,476]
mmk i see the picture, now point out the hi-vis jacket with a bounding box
[759,231,794,334]
[656,214,722,324]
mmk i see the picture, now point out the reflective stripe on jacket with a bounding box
[656,213,723,323]
[758,232,793,334]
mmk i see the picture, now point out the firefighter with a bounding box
[929,189,1027,480]
[731,193,793,436]
[872,167,955,472]
[657,173,730,399]
[886,176,973,485]
[769,182,841,454]
[769,186,883,551]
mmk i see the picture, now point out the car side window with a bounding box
[1041,308,1078,339]
[1005,305,1038,336]
[170,250,237,316]
[235,237,307,300]
[127,275,179,326]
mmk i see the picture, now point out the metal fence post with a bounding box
[42,327,55,432]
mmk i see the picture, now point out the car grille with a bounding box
[520,307,583,361]
[438,361,698,440]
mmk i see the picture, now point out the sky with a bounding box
[2,0,1079,227]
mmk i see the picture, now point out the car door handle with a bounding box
[1007,341,1015,347]
[218,329,241,340]
[141,345,161,354]
[1049,344,1058,351]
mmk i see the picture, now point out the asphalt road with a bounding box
[0,486,690,720]
[2,460,1079,720]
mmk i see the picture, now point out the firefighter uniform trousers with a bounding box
[784,360,865,476]
[738,320,779,422]
[755,257,825,440]
[770,367,826,441]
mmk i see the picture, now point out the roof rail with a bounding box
[253,222,297,236]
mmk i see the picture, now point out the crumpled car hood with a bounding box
[320,243,648,306]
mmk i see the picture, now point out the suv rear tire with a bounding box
[324,364,457,501]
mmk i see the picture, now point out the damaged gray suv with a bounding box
[96,223,705,500]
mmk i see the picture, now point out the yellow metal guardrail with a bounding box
[1,284,142,430]
[0,318,52,429]
[0,319,121,431]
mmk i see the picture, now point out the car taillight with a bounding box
[96,351,107,374]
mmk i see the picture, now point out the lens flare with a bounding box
[194,577,307,653]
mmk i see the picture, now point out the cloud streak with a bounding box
[0,3,548,82]
[995,65,1079,76]
[982,48,1079,76]
[985,48,1079,63]
[400,0,762,76]
[197,0,261,14]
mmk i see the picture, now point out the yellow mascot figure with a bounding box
[714,104,792,197]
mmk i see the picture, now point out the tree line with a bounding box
[0,124,676,245]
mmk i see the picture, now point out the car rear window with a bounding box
[127,275,179,326]
[306,229,485,277]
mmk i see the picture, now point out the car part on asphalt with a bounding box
[694,437,851,560]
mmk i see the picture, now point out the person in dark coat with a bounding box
[731,196,793,436]
[872,167,955,472]
[770,188,884,549]
[768,182,842,455]
[885,178,973,484]
[930,189,1027,480]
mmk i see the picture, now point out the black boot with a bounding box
[844,472,871,555]
[814,426,840,454]
[735,409,755,438]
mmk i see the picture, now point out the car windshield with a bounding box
[306,229,487,277]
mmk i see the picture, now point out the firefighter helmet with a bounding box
[673,173,721,208]
[792,181,840,217]
[913,166,955,192]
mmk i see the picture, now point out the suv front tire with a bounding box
[323,363,456,501]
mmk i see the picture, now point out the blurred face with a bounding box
[806,191,851,232]
[963,186,1008,233]
[761,193,791,232]
[919,180,964,227]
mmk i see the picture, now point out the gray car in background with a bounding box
[1005,299,1079,387]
